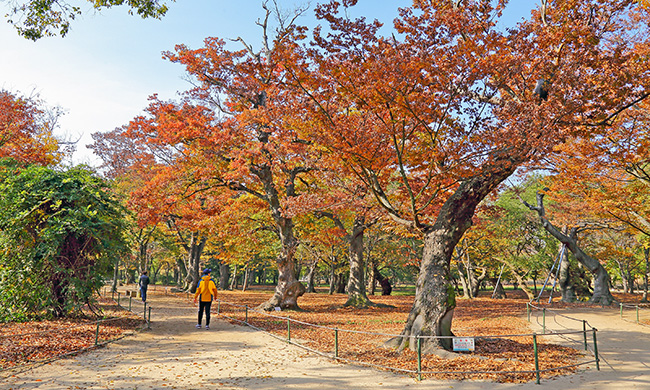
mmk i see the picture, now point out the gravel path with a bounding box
[2,291,649,390]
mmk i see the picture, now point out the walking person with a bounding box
[194,268,218,330]
[138,271,150,303]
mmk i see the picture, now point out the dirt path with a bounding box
[2,291,650,390]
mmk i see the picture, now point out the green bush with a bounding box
[0,160,128,321]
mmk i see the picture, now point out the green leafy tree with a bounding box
[0,160,128,320]
[3,0,170,40]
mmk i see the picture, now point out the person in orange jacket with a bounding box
[193,268,218,330]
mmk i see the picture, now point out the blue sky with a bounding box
[1,1,534,166]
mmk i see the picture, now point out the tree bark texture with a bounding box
[344,216,376,307]
[456,257,486,299]
[504,262,536,300]
[257,217,305,310]
[254,166,306,311]
[111,257,119,293]
[328,259,336,295]
[230,265,238,290]
[242,267,250,292]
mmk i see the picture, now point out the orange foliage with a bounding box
[273,0,650,235]
[0,90,62,165]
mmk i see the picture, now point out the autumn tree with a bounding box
[0,90,63,166]
[92,3,320,309]
[523,189,614,303]
[594,230,642,294]
[296,213,348,294]
[279,0,650,353]
[91,121,228,293]
[540,101,650,299]
[475,177,560,301]
[218,194,279,291]
[295,165,383,306]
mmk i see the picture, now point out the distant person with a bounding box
[138,271,150,303]
[194,268,218,330]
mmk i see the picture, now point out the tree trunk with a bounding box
[253,166,305,311]
[367,259,377,295]
[173,256,183,287]
[492,278,506,299]
[295,262,302,281]
[138,238,149,276]
[374,266,392,296]
[336,272,346,293]
[315,212,376,307]
[151,262,162,285]
[328,259,336,295]
[455,241,473,299]
[219,262,230,290]
[111,257,119,292]
[230,265,238,290]
[617,260,630,293]
[184,233,207,294]
[344,216,375,307]
[255,205,304,310]
[524,192,613,305]
[504,262,535,300]
[456,261,471,299]
[242,267,250,292]
[557,243,577,303]
[306,263,316,293]
[642,248,649,303]
[388,158,518,354]
[471,268,487,298]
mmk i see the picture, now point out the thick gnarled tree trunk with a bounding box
[183,233,207,294]
[258,215,305,310]
[388,161,518,354]
[344,216,377,307]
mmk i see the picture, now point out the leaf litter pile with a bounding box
[0,297,145,371]
[213,289,589,383]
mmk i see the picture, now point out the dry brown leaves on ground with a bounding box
[0,297,145,371]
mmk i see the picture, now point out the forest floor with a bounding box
[1,286,649,389]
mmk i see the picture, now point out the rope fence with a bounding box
[616,301,650,328]
[210,298,600,384]
[0,286,149,376]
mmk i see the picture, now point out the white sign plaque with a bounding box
[452,337,475,352]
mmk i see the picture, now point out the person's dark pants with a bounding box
[198,301,212,326]
[140,287,147,302]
